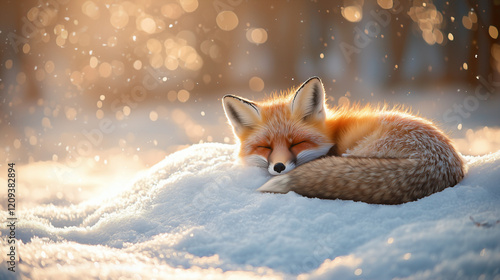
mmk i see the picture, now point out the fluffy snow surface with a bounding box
[2,143,500,279]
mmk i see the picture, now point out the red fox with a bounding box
[222,77,466,204]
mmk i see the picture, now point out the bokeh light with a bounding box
[161,3,184,19]
[377,0,393,9]
[149,111,158,121]
[216,11,239,31]
[489,26,499,39]
[110,5,129,29]
[98,62,112,78]
[179,0,199,13]
[246,28,268,45]
[249,76,265,92]
[82,1,100,20]
[177,89,190,103]
[5,59,13,69]
[140,17,157,34]
[408,1,445,45]
[342,6,362,23]
[0,0,498,188]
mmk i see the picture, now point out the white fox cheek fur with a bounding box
[222,77,466,204]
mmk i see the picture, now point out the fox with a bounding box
[222,77,466,204]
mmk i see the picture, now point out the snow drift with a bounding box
[1,143,500,279]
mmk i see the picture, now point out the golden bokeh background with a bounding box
[1,0,499,175]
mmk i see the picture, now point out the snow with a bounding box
[1,143,500,279]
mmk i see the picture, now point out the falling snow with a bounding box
[1,0,499,278]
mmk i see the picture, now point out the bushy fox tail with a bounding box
[257,156,466,204]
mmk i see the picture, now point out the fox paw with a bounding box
[257,174,291,194]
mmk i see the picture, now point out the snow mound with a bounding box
[2,143,500,279]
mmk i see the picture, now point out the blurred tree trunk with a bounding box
[466,2,480,85]
[490,1,500,83]
[388,2,411,86]
[442,2,461,84]
[466,0,497,85]
[12,0,40,101]
[268,1,305,84]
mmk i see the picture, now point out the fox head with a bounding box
[223,77,334,175]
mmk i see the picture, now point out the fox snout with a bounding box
[268,146,296,175]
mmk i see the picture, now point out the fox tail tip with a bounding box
[257,175,291,194]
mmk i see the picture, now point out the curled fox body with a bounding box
[222,77,466,204]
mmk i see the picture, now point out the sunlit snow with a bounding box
[1,143,499,279]
[1,0,500,279]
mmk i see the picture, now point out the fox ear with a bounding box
[223,95,261,136]
[291,77,326,121]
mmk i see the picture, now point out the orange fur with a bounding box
[223,77,466,204]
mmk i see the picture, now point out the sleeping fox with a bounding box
[222,77,466,204]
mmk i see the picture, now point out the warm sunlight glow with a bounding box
[2,1,499,277]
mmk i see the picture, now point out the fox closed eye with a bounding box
[257,141,308,149]
[291,141,306,148]
[257,146,272,150]
[258,141,307,151]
